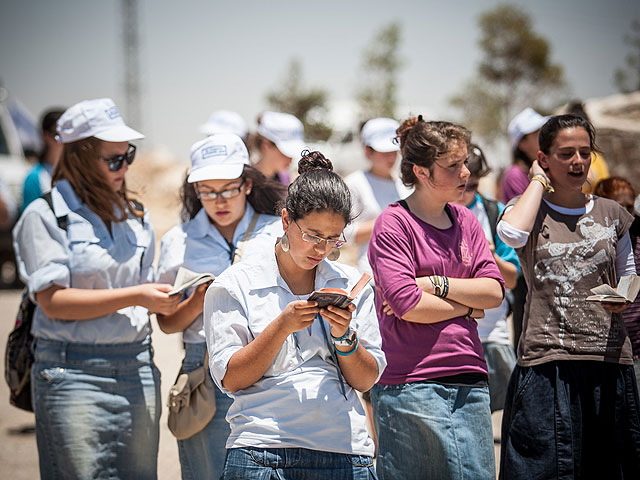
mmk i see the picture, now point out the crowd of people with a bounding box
[7,96,640,480]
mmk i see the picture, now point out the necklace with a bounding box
[274,249,315,296]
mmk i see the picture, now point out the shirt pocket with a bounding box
[67,223,107,280]
[247,315,301,377]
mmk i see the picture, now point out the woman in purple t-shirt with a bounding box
[368,117,505,480]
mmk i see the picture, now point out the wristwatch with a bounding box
[331,327,358,347]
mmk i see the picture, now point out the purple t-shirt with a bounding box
[368,202,505,385]
[501,165,530,204]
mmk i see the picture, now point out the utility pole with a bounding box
[122,0,141,130]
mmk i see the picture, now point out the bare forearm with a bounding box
[157,298,200,334]
[501,180,545,232]
[445,277,503,309]
[222,316,290,392]
[494,255,518,290]
[336,345,379,392]
[36,285,142,320]
[402,292,473,323]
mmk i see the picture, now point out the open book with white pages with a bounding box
[168,266,215,296]
[586,275,640,304]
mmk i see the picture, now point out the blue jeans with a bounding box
[500,361,640,480]
[371,381,495,480]
[177,342,233,480]
[482,342,517,412]
[32,338,161,480]
[222,447,377,479]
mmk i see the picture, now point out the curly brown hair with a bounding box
[396,116,471,187]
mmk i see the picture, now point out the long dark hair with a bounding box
[180,165,286,221]
[539,114,600,155]
[284,150,353,224]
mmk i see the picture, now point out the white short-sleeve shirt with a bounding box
[156,203,282,343]
[204,252,386,456]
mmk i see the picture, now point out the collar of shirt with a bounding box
[53,178,129,221]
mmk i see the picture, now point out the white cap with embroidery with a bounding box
[187,133,250,183]
[56,98,144,144]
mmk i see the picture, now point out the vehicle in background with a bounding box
[0,86,29,289]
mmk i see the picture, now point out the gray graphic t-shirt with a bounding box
[512,196,634,366]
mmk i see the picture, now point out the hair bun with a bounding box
[298,150,334,175]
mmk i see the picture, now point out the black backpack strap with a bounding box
[480,194,499,242]
[41,191,68,232]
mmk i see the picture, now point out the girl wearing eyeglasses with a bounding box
[12,98,181,479]
[367,117,505,480]
[156,134,286,480]
[497,115,640,478]
[204,150,386,479]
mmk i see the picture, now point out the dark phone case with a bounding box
[308,291,352,309]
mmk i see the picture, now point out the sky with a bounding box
[1,0,638,161]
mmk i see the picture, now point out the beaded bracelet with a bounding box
[334,337,359,356]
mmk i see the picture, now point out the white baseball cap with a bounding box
[257,111,305,159]
[56,98,144,144]
[199,110,248,138]
[508,108,549,151]
[187,133,250,183]
[361,117,400,153]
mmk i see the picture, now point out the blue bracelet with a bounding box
[334,337,359,356]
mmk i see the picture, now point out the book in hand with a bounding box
[308,273,372,309]
[168,267,215,296]
[586,275,640,304]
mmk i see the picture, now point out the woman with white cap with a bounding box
[253,111,306,185]
[344,117,411,278]
[156,133,286,480]
[199,110,248,142]
[12,98,181,479]
[501,107,549,204]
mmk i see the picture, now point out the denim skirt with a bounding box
[31,338,161,480]
[371,381,495,480]
[500,360,640,480]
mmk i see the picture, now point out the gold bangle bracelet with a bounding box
[530,175,554,193]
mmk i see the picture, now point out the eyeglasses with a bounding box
[196,179,245,201]
[293,221,346,249]
[101,144,136,172]
[464,181,479,192]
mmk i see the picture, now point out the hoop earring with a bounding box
[280,233,290,252]
[327,247,340,261]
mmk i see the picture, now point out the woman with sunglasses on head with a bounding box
[204,150,386,479]
[453,144,520,416]
[367,117,505,480]
[156,133,286,480]
[12,98,181,479]
[497,115,640,479]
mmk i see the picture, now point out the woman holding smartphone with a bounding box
[204,150,386,479]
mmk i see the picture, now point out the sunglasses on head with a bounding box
[101,144,136,172]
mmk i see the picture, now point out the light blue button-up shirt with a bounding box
[12,179,156,344]
[156,203,282,343]
[204,252,386,456]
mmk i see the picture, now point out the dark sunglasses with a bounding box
[101,144,136,172]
